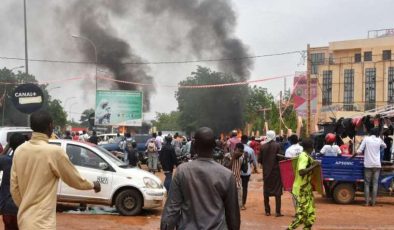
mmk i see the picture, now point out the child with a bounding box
[287,138,320,230]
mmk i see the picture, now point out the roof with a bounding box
[0,127,31,130]
[49,139,97,147]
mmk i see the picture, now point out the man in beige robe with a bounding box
[11,111,100,230]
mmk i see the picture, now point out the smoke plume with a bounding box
[66,1,155,111]
[144,0,253,80]
[61,0,253,130]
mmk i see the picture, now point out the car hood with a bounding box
[117,167,163,186]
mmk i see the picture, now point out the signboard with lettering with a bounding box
[11,83,44,114]
[293,72,317,117]
[95,90,143,126]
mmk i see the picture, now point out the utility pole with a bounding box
[23,0,28,74]
[279,90,283,132]
[306,44,311,137]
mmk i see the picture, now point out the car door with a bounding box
[59,143,114,201]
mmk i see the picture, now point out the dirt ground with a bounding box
[2,172,394,229]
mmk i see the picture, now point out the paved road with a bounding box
[2,172,394,229]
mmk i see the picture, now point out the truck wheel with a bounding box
[115,189,143,216]
[333,183,355,204]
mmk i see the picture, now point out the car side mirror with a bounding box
[99,162,109,170]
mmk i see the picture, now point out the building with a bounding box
[310,29,394,122]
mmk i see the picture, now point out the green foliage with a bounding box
[152,111,181,131]
[176,66,247,135]
[0,68,67,128]
[80,108,95,128]
[281,104,298,132]
[244,86,273,133]
[47,99,67,128]
[244,85,298,135]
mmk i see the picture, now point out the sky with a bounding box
[0,0,393,122]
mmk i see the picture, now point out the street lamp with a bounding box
[71,34,98,91]
[47,86,61,92]
[10,65,24,72]
[64,97,76,111]
[69,102,79,122]
[23,0,29,74]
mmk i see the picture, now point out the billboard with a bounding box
[293,72,317,117]
[95,90,143,126]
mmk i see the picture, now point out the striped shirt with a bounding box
[231,157,242,188]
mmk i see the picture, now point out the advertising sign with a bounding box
[12,83,44,114]
[95,90,143,126]
[293,72,317,117]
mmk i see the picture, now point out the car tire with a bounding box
[333,183,355,204]
[115,189,143,216]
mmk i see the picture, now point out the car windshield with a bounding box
[95,146,128,167]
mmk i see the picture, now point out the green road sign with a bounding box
[95,90,143,126]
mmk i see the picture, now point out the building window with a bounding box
[322,70,332,106]
[355,53,361,63]
[388,67,394,103]
[343,69,354,111]
[364,51,372,61]
[365,68,376,110]
[311,53,325,74]
[329,53,335,64]
[383,50,392,61]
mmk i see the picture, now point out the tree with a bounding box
[152,111,181,131]
[176,66,247,135]
[0,68,41,126]
[244,85,297,135]
[80,108,95,128]
[47,99,67,128]
[244,86,273,134]
[0,68,67,128]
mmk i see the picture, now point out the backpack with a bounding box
[147,141,157,153]
[240,152,249,173]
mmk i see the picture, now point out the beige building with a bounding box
[310,30,394,122]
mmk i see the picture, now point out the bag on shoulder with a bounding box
[240,152,249,173]
[147,141,157,153]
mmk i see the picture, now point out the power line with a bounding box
[0,50,304,65]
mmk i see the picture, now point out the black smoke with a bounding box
[67,1,154,111]
[144,0,253,80]
[62,0,253,127]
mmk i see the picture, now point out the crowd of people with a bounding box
[0,111,101,230]
[0,110,391,229]
[159,128,321,230]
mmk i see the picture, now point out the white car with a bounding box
[49,139,166,216]
[97,133,123,145]
[0,127,32,148]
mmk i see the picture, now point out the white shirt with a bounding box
[156,136,163,150]
[285,144,303,158]
[320,144,341,156]
[357,135,387,168]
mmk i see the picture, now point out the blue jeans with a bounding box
[147,153,158,173]
[164,172,173,192]
[364,168,380,205]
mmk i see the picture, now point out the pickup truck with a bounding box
[320,156,394,204]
